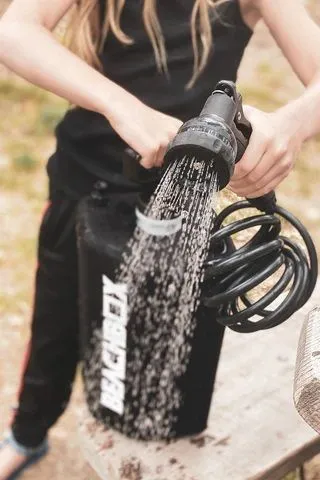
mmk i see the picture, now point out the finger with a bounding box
[230,154,292,197]
[154,123,180,167]
[233,171,288,199]
[246,171,289,199]
[231,142,289,191]
[140,150,157,169]
[154,143,168,167]
[232,134,269,182]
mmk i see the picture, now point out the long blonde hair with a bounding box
[67,0,226,88]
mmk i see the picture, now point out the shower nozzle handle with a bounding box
[233,93,253,163]
[247,190,277,213]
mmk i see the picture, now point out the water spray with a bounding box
[77,81,318,441]
[125,80,318,333]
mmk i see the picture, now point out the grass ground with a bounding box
[0,1,320,479]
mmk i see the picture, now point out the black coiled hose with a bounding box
[202,200,318,333]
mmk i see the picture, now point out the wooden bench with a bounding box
[78,281,320,480]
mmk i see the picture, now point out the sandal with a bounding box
[0,431,49,480]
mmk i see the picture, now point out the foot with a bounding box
[0,444,27,480]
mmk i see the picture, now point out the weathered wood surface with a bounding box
[294,306,320,435]
[78,280,320,480]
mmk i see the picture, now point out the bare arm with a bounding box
[231,0,320,197]
[0,0,130,115]
[256,0,320,87]
[0,0,182,167]
[257,0,320,140]
[249,0,320,138]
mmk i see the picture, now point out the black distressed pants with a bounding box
[11,186,80,448]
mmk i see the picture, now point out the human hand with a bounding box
[105,90,182,169]
[229,105,303,198]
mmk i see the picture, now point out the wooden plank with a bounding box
[294,306,320,434]
[78,280,320,480]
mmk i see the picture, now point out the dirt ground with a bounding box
[1,1,320,479]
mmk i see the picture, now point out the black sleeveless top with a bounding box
[48,0,252,197]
